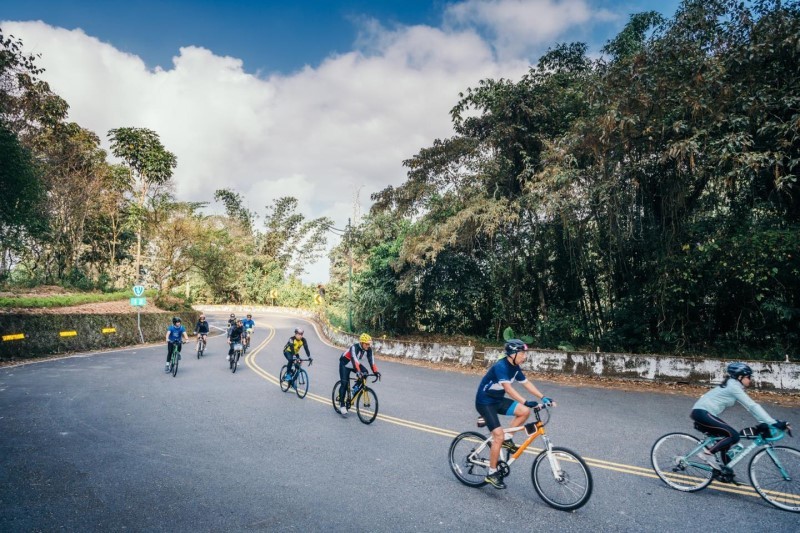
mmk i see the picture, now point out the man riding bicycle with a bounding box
[475,339,554,489]
[194,314,210,349]
[337,333,381,416]
[282,327,312,382]
[165,317,188,372]
[227,318,245,361]
[241,314,255,347]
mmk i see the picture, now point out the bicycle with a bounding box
[331,372,380,424]
[448,404,593,511]
[279,357,312,399]
[196,334,207,358]
[651,422,799,512]
[168,341,184,377]
[244,328,253,353]
[229,341,243,373]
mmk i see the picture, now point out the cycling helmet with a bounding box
[294,328,304,335]
[727,362,753,379]
[172,316,181,324]
[230,313,235,318]
[505,339,528,356]
[359,333,372,344]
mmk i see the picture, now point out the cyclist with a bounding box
[241,313,255,347]
[194,314,210,350]
[282,327,312,382]
[227,318,245,361]
[226,313,236,335]
[337,333,381,416]
[691,362,789,472]
[475,339,554,489]
[165,317,188,372]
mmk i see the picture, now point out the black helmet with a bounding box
[727,362,753,379]
[294,328,304,335]
[505,339,528,356]
[230,313,236,318]
[172,316,181,324]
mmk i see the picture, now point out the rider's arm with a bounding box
[366,348,378,373]
[732,384,777,425]
[521,380,547,402]
[501,382,527,404]
[165,330,171,343]
[347,345,362,372]
[302,338,311,357]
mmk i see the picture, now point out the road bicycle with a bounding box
[279,357,312,399]
[331,372,380,424]
[229,341,243,373]
[244,328,253,353]
[651,423,799,512]
[448,404,593,511]
[168,341,184,377]
[196,334,207,358]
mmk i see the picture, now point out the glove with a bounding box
[374,371,381,380]
[524,400,538,408]
[541,397,553,407]
[308,358,314,366]
[360,370,370,379]
[773,420,788,431]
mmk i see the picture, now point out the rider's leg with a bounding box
[691,409,739,466]
[338,361,350,406]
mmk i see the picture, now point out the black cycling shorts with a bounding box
[475,398,518,431]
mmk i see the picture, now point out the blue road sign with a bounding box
[130,297,146,306]
[132,285,145,297]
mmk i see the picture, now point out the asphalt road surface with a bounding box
[1,311,798,531]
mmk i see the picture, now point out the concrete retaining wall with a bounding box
[0,310,200,360]
[198,305,800,391]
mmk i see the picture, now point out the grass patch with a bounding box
[0,290,155,309]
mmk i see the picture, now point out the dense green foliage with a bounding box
[0,29,329,305]
[334,0,799,358]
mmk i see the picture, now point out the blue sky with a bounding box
[4,0,680,73]
[3,1,684,282]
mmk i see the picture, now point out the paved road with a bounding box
[1,311,798,531]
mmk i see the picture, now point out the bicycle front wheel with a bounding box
[279,365,290,392]
[231,352,240,373]
[449,431,490,487]
[650,432,712,492]
[355,386,378,424]
[171,352,179,377]
[531,447,592,511]
[295,369,309,399]
[749,446,800,512]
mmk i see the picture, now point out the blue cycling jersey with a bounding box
[167,325,185,343]
[476,357,528,405]
[242,318,255,330]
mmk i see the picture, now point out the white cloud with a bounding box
[2,1,619,282]
[445,0,618,59]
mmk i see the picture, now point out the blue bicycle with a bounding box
[651,423,799,512]
[280,357,312,399]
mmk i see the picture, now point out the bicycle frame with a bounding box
[468,408,555,469]
[685,430,789,474]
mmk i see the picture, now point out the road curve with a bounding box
[1,310,797,531]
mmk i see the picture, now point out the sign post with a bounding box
[131,285,146,342]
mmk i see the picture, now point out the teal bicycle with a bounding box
[280,357,312,399]
[651,423,799,512]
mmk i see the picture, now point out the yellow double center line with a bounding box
[243,323,795,503]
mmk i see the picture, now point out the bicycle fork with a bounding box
[541,436,564,481]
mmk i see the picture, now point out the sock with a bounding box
[488,467,497,475]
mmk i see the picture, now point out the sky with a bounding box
[2,0,682,283]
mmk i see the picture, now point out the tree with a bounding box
[108,127,177,283]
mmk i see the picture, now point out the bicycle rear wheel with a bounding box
[449,431,490,487]
[532,447,592,511]
[355,386,378,424]
[279,365,291,392]
[650,432,712,492]
[331,381,347,414]
[295,369,309,399]
[749,446,800,512]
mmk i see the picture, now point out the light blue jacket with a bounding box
[693,379,776,425]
